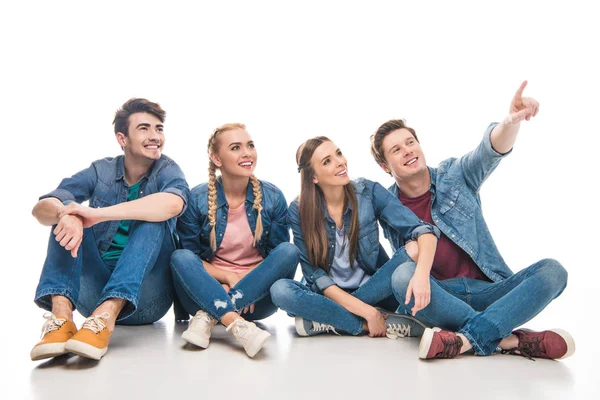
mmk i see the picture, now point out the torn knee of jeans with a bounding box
[214,300,228,310]
[229,290,244,306]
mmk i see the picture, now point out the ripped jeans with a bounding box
[170,243,299,321]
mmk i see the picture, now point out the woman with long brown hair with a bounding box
[171,123,299,358]
[270,136,439,338]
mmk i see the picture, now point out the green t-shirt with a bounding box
[102,181,141,262]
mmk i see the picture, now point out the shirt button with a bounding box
[450,201,454,205]
[435,219,439,223]
[451,234,456,238]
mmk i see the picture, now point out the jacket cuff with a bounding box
[410,223,441,241]
[39,189,75,204]
[315,275,336,293]
[484,122,513,157]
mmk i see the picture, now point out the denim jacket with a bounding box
[289,178,440,294]
[177,177,290,261]
[388,123,514,282]
[39,154,190,256]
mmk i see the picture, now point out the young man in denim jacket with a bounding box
[30,98,190,361]
[370,81,574,361]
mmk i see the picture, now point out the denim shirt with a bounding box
[39,154,190,256]
[289,178,440,294]
[387,123,514,282]
[177,177,290,261]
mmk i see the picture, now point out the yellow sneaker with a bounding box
[65,313,112,360]
[30,313,77,361]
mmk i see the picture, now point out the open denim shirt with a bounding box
[39,154,190,256]
[289,178,440,294]
[387,123,514,282]
[176,177,290,261]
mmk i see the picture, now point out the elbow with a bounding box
[167,197,185,219]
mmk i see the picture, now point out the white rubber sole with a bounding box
[551,328,576,359]
[181,329,210,348]
[295,316,309,336]
[245,330,271,358]
[418,327,441,359]
[64,339,107,360]
[30,342,68,361]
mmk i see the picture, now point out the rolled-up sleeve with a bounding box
[39,164,97,204]
[157,161,190,217]
[266,187,291,252]
[176,191,203,255]
[288,201,336,294]
[372,181,440,242]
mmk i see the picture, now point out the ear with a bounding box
[312,176,318,184]
[209,153,223,168]
[379,163,391,174]
[116,132,127,148]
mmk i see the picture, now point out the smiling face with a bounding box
[380,128,427,181]
[116,112,165,162]
[310,140,350,189]
[210,127,257,179]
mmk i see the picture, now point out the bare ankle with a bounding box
[499,334,519,350]
[456,333,473,354]
[221,312,242,328]
[93,298,126,332]
[50,295,74,320]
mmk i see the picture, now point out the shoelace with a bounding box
[228,320,253,343]
[81,312,110,334]
[312,322,340,335]
[501,337,542,361]
[40,312,67,338]
[386,323,411,339]
[436,335,463,359]
[190,312,215,330]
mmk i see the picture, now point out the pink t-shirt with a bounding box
[211,203,264,273]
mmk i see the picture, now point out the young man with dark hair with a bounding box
[371,82,575,361]
[30,98,190,361]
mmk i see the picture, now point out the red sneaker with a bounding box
[503,329,575,360]
[419,327,463,359]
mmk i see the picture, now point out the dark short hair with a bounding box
[370,119,419,168]
[113,98,166,136]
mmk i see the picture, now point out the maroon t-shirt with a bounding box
[399,190,490,281]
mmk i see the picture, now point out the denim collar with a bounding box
[115,155,154,184]
[215,177,255,209]
[320,183,356,223]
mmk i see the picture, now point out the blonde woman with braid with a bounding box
[171,123,299,358]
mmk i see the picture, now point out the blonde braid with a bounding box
[207,162,218,252]
[249,175,263,247]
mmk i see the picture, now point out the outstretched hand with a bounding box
[506,80,539,124]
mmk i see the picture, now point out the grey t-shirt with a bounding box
[330,226,371,289]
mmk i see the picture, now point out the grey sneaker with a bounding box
[226,319,271,358]
[181,310,218,348]
[376,308,428,338]
[295,316,340,337]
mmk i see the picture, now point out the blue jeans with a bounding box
[391,258,568,355]
[35,221,177,324]
[270,247,411,335]
[170,242,300,321]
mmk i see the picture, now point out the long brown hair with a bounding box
[207,123,263,252]
[296,136,359,271]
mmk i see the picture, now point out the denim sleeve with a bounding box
[176,192,204,255]
[372,181,440,242]
[288,201,336,294]
[157,161,191,217]
[459,122,510,192]
[265,188,291,253]
[39,163,97,204]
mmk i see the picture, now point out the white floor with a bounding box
[9,297,599,400]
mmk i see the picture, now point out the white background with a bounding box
[1,0,599,397]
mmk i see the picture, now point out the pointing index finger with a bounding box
[514,80,528,101]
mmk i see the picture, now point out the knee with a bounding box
[539,258,568,290]
[170,249,198,274]
[273,242,300,264]
[391,262,417,293]
[270,279,296,308]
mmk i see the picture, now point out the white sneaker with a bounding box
[226,319,271,358]
[181,310,218,348]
